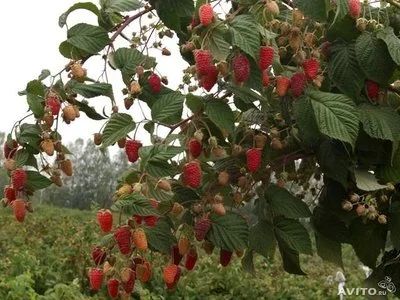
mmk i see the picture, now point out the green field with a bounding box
[0,205,368,299]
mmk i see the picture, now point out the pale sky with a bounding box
[0,0,189,145]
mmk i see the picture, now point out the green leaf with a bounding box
[354,169,387,192]
[355,32,395,85]
[25,80,45,118]
[389,202,400,249]
[208,212,249,251]
[151,91,184,124]
[59,41,90,60]
[376,146,400,183]
[68,81,114,99]
[18,124,41,150]
[350,218,387,268]
[359,104,400,141]
[154,0,194,31]
[140,145,184,163]
[274,218,312,255]
[75,100,106,120]
[315,232,343,268]
[99,233,115,248]
[332,0,349,26]
[293,0,328,21]
[249,220,276,258]
[241,250,256,274]
[317,140,350,188]
[203,23,231,61]
[265,185,311,219]
[111,193,160,216]
[186,94,204,113]
[293,98,321,146]
[26,171,53,191]
[14,149,30,167]
[101,0,143,12]
[59,2,100,27]
[102,113,135,147]
[66,23,110,55]
[144,218,176,254]
[377,27,400,66]
[303,90,359,148]
[110,47,156,79]
[276,237,306,275]
[37,69,51,81]
[230,15,260,60]
[205,100,235,134]
[328,41,365,99]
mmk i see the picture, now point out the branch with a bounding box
[386,0,400,9]
[110,6,154,43]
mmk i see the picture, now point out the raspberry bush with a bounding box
[3,0,400,297]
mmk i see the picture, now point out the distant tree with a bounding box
[42,139,126,209]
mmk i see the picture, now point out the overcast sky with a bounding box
[0,0,188,146]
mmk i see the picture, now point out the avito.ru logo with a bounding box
[338,276,396,296]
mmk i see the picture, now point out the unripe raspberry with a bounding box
[132,228,148,251]
[342,200,353,212]
[265,0,280,16]
[178,235,190,255]
[171,202,184,216]
[70,62,87,80]
[213,203,226,216]
[60,159,73,176]
[156,179,172,192]
[40,139,55,156]
[63,105,77,122]
[194,129,204,142]
[377,214,387,224]
[4,159,16,171]
[12,199,26,222]
[218,171,230,186]
[130,81,142,95]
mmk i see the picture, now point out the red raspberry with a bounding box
[97,209,113,232]
[259,46,274,70]
[11,169,27,191]
[199,4,214,26]
[366,80,379,100]
[144,215,158,227]
[188,138,202,158]
[91,246,107,265]
[12,199,26,223]
[290,72,307,97]
[220,249,233,267]
[3,140,18,159]
[122,268,135,294]
[182,161,202,188]
[194,50,213,76]
[125,140,142,163]
[4,185,16,203]
[114,225,132,255]
[46,96,61,116]
[276,76,291,97]
[262,70,270,87]
[246,148,262,173]
[194,217,212,241]
[199,65,219,91]
[171,245,183,265]
[134,215,143,225]
[185,248,198,271]
[232,53,250,83]
[107,278,120,299]
[348,0,361,19]
[163,264,181,289]
[88,268,103,291]
[148,73,162,93]
[302,58,320,80]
